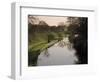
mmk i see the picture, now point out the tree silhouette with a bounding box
[67,17,88,64]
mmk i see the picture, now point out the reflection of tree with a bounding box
[58,40,67,47]
[67,17,88,64]
[44,49,50,57]
[57,38,73,50]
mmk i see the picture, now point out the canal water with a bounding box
[37,37,78,66]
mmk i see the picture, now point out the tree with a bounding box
[28,15,39,24]
[67,17,88,64]
[39,20,48,26]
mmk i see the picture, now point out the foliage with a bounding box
[67,17,88,64]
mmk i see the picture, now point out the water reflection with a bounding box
[37,37,78,66]
[44,49,50,57]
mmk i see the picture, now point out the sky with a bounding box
[29,15,68,26]
[38,16,67,26]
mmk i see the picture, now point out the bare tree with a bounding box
[28,15,39,24]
